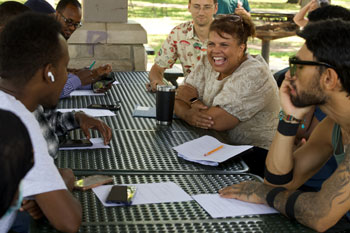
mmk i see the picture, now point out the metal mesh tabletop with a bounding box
[30,173,314,233]
[56,129,248,172]
[30,71,313,233]
[58,72,193,131]
[56,71,249,173]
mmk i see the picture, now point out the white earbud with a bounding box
[48,72,55,82]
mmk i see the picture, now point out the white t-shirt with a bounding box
[0,211,17,233]
[0,91,67,198]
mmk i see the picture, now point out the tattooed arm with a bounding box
[220,147,350,232]
[265,117,334,189]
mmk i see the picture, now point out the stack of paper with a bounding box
[59,138,110,151]
[57,108,116,117]
[192,194,278,218]
[173,135,252,166]
[70,90,105,96]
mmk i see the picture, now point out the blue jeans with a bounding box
[10,211,30,233]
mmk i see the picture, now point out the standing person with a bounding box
[0,13,82,232]
[55,0,113,98]
[147,0,218,92]
[219,19,350,232]
[216,0,251,16]
[175,14,279,177]
[0,110,34,233]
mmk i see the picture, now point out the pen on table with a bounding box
[89,60,96,70]
[204,145,223,157]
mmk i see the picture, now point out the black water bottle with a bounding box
[156,85,176,125]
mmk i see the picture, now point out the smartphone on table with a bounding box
[74,175,113,191]
[87,103,121,111]
[93,73,116,93]
[106,185,137,205]
[59,138,93,148]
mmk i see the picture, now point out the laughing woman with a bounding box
[174,14,279,176]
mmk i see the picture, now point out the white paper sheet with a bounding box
[59,138,110,150]
[177,153,218,166]
[57,108,116,117]
[92,182,193,207]
[70,90,105,96]
[132,105,178,119]
[173,135,252,164]
[132,105,156,118]
[192,194,278,218]
[113,80,120,85]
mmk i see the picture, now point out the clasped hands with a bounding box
[184,102,214,129]
[176,84,214,129]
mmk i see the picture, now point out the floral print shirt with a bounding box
[155,21,207,77]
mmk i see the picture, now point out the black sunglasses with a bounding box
[289,56,336,77]
[214,14,244,33]
[215,14,242,22]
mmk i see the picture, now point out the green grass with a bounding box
[128,6,191,20]
[129,0,350,67]
[131,0,188,4]
[0,0,25,3]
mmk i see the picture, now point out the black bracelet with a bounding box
[266,187,287,208]
[264,167,293,185]
[286,190,303,220]
[277,120,299,136]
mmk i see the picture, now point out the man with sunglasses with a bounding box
[219,19,350,232]
[147,0,218,92]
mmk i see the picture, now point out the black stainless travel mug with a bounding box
[156,85,176,125]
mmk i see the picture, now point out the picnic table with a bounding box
[251,11,299,64]
[30,71,315,233]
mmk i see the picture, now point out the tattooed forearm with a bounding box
[273,149,350,230]
[237,181,274,203]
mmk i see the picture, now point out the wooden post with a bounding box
[261,39,270,64]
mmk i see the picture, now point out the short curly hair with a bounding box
[298,19,350,95]
[209,13,255,51]
[0,12,63,86]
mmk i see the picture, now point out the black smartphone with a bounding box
[74,175,113,191]
[87,104,121,111]
[93,74,116,93]
[106,185,137,205]
[59,138,93,148]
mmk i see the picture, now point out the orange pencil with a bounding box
[204,145,223,156]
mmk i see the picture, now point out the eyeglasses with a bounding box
[191,4,215,13]
[59,13,82,29]
[289,56,336,77]
[214,14,244,32]
[215,14,242,23]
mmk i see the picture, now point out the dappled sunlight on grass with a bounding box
[250,1,299,12]
[131,0,188,4]
[128,5,191,20]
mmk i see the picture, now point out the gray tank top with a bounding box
[332,123,345,164]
